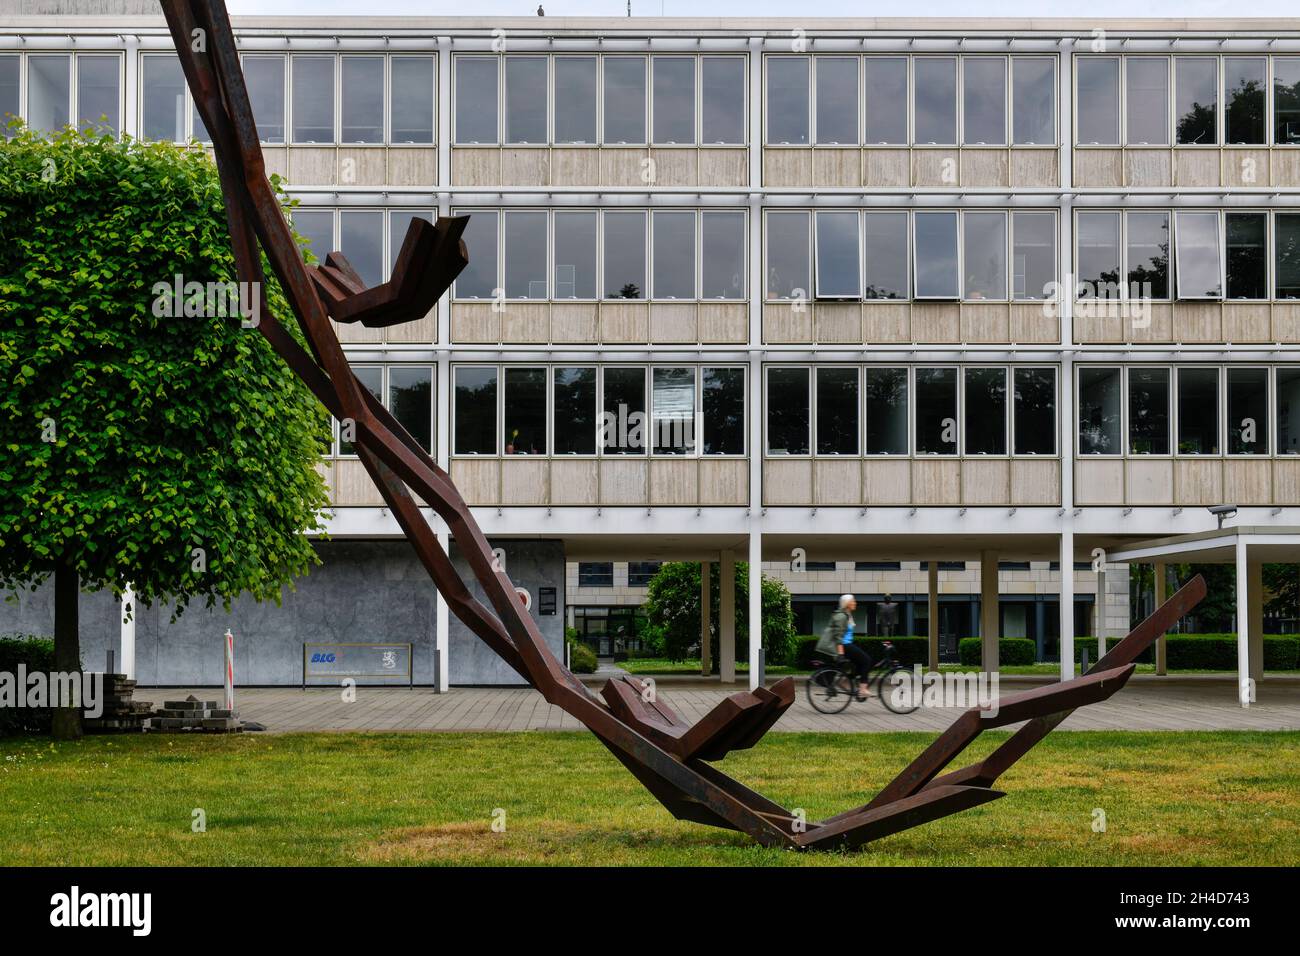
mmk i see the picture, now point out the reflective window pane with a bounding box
[701,57,745,144]
[964,367,1007,455]
[455,56,498,143]
[503,210,547,299]
[1177,367,1219,455]
[864,367,908,455]
[341,56,384,143]
[1226,213,1267,300]
[0,55,17,135]
[1012,56,1054,145]
[245,55,285,143]
[603,366,647,455]
[1013,367,1056,455]
[963,57,1006,146]
[553,367,597,455]
[1078,366,1122,455]
[339,210,384,288]
[603,56,646,144]
[554,211,597,299]
[816,367,859,455]
[703,367,745,455]
[27,55,70,134]
[814,211,860,299]
[554,56,597,144]
[1127,212,1170,299]
[77,55,119,134]
[652,367,696,455]
[291,56,333,143]
[913,57,957,144]
[767,56,809,144]
[338,367,381,454]
[142,55,185,142]
[864,212,908,300]
[1276,213,1300,299]
[915,367,958,455]
[701,211,745,300]
[454,367,498,455]
[388,210,433,279]
[864,57,907,145]
[766,211,810,300]
[1125,57,1169,145]
[1276,368,1300,455]
[652,56,694,144]
[767,368,810,455]
[1175,57,1217,145]
[391,57,434,144]
[456,211,498,299]
[1012,212,1055,301]
[963,212,1007,300]
[292,209,334,266]
[1174,211,1223,299]
[1274,57,1300,145]
[1077,57,1119,144]
[505,56,547,144]
[1077,212,1122,299]
[914,212,959,299]
[815,57,858,145]
[504,367,547,455]
[389,367,433,454]
[603,211,646,299]
[1128,367,1170,455]
[1228,368,1269,455]
[1225,57,1266,145]
[652,211,696,300]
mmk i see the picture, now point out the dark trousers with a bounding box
[843,643,871,683]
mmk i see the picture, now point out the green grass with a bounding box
[1,731,1296,866]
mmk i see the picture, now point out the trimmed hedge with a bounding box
[1069,636,1154,666]
[958,637,1037,666]
[0,634,57,736]
[1166,634,1298,670]
[794,635,929,669]
[567,639,597,674]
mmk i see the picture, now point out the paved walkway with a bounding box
[143,677,1300,733]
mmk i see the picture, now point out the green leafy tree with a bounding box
[0,125,331,737]
[642,561,796,668]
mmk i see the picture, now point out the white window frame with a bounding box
[962,365,1011,458]
[1011,365,1060,457]
[763,365,812,457]
[1075,364,1126,458]
[813,365,861,457]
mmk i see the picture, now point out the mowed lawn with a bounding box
[0,731,1296,866]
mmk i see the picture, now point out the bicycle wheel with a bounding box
[806,666,854,714]
[877,665,921,714]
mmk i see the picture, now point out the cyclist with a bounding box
[816,594,872,700]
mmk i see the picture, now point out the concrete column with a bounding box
[1154,562,1168,675]
[748,532,762,692]
[927,561,939,670]
[1060,532,1075,681]
[720,549,736,683]
[980,550,999,673]
[120,584,136,681]
[1095,567,1106,657]
[1249,558,1264,685]
[1235,538,1250,707]
[700,561,712,677]
[436,530,450,693]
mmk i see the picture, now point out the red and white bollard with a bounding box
[223,629,235,712]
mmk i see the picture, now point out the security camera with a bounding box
[1207,505,1238,529]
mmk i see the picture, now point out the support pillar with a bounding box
[1235,537,1250,707]
[927,561,939,671]
[120,584,136,681]
[1249,557,1264,685]
[700,561,712,677]
[1060,531,1075,681]
[436,530,450,693]
[720,550,736,683]
[1154,562,1167,675]
[980,550,999,673]
[748,532,762,692]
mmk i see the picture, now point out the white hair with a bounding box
[839,594,855,608]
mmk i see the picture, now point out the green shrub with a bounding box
[958,637,1037,666]
[1164,634,1299,670]
[0,634,57,736]
[794,635,929,669]
[566,638,597,674]
[1069,636,1155,665]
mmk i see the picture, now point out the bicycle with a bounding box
[805,641,920,715]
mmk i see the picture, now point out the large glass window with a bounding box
[915,367,958,455]
[554,211,597,299]
[503,210,547,299]
[814,211,860,299]
[1127,211,1170,299]
[142,55,185,142]
[963,212,1007,301]
[1012,212,1055,301]
[504,367,547,454]
[767,57,809,144]
[913,57,957,145]
[702,57,744,144]
[554,367,597,455]
[864,57,907,145]
[391,57,435,144]
[1275,58,1300,145]
[1126,57,1169,146]
[1175,57,1217,145]
[914,212,959,299]
[1174,211,1223,299]
[1128,368,1170,455]
[27,54,70,134]
[1077,212,1122,299]
[388,210,433,279]
[1177,367,1219,455]
[604,211,647,300]
[455,56,498,144]
[603,367,646,455]
[1077,56,1120,144]
[389,367,433,454]
[1228,368,1269,455]
[864,212,908,300]
[338,366,382,455]
[816,57,858,145]
[652,211,696,300]
[0,56,17,134]
[963,57,1006,146]
[767,368,810,455]
[77,55,119,134]
[1226,213,1268,300]
[339,210,383,288]
[554,56,597,145]
[652,367,696,455]
[1276,214,1300,299]
[456,211,498,299]
[245,55,285,144]
[1277,367,1300,454]
[1012,57,1055,145]
[816,367,859,455]
[1013,368,1056,455]
[292,209,334,265]
[766,211,810,300]
[1078,367,1122,455]
[454,366,498,455]
[341,56,384,144]
[604,56,646,144]
[702,367,745,455]
[964,367,1007,455]
[291,56,333,143]
[505,56,547,144]
[864,367,908,455]
[1225,57,1266,144]
[652,56,694,144]
[701,211,745,300]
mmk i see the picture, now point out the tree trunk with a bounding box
[51,561,82,740]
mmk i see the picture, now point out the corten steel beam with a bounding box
[157,0,1207,851]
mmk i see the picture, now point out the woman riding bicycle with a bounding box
[816,594,872,701]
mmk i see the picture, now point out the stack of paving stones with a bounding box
[83,674,154,734]
[146,694,244,733]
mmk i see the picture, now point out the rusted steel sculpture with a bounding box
[158,0,1206,850]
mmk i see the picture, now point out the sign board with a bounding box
[302,642,414,689]
[539,587,557,616]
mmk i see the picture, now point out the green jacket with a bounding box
[816,609,850,658]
